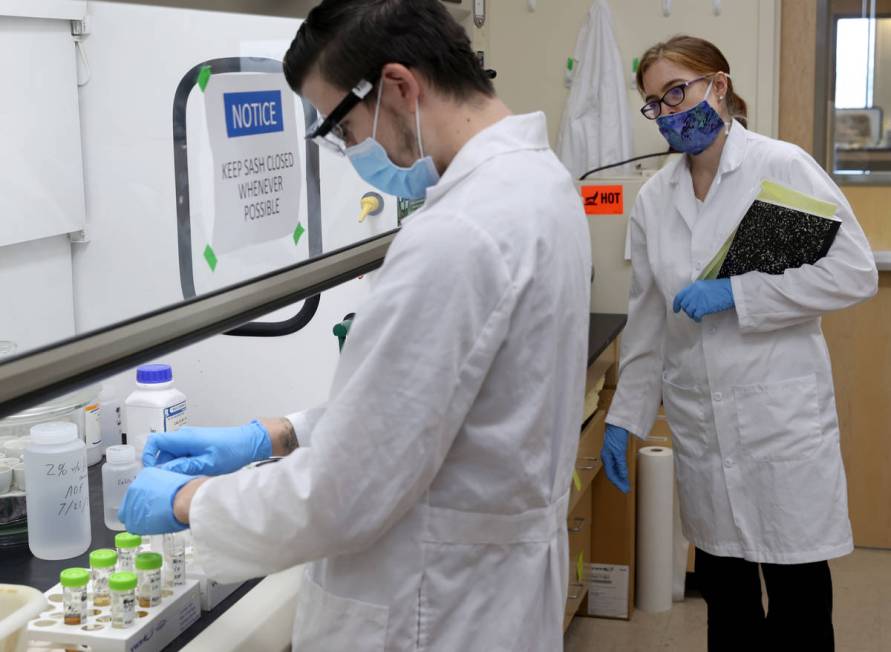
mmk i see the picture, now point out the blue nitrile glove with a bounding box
[118,467,192,535]
[601,424,630,494]
[142,420,272,476]
[673,278,735,323]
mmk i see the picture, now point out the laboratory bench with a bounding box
[0,463,259,651]
[563,312,629,630]
[2,312,629,647]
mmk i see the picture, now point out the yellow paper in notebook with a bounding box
[757,180,837,219]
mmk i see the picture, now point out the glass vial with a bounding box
[109,571,138,629]
[115,532,142,572]
[60,568,89,626]
[135,552,163,608]
[89,548,118,607]
[163,532,186,588]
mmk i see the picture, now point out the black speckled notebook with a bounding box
[716,200,841,278]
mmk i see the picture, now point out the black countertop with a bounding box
[0,464,258,649]
[588,313,627,366]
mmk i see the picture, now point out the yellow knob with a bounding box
[358,194,382,223]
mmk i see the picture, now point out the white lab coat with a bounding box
[607,121,878,564]
[555,0,633,179]
[189,113,592,651]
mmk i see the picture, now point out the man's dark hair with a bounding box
[283,0,494,102]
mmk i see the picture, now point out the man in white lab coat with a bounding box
[119,1,592,650]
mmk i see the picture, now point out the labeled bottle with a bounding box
[115,532,142,572]
[83,388,103,466]
[98,384,123,451]
[109,572,138,629]
[102,445,140,530]
[163,532,186,588]
[135,552,163,608]
[125,364,187,459]
[24,422,91,560]
[90,549,118,607]
[60,568,89,626]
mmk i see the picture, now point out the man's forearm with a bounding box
[261,417,299,457]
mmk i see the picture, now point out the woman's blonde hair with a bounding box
[636,35,748,128]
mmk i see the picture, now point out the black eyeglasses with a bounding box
[306,79,374,154]
[640,75,712,120]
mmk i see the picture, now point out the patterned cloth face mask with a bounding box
[655,79,727,155]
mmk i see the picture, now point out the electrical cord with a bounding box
[579,150,673,180]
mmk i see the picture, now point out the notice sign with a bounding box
[204,74,302,254]
[581,185,624,216]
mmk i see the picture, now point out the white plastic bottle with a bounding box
[99,384,123,451]
[125,364,187,459]
[102,445,140,531]
[24,421,91,560]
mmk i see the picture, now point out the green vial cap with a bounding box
[108,572,138,592]
[115,532,142,549]
[59,568,90,588]
[89,548,118,569]
[134,552,163,571]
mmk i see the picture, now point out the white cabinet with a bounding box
[0,12,86,248]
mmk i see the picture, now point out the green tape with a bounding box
[632,57,640,73]
[197,65,212,92]
[293,223,305,245]
[204,244,218,271]
[567,57,574,72]
[572,470,582,492]
[576,552,584,583]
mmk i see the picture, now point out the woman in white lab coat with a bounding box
[601,36,877,652]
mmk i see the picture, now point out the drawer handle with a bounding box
[576,456,599,471]
[568,517,586,533]
[567,582,585,600]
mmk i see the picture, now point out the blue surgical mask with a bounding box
[345,85,440,200]
[656,81,727,155]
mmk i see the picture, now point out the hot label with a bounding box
[581,185,625,215]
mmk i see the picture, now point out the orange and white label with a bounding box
[581,185,624,215]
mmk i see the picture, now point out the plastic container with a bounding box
[125,364,187,458]
[0,584,47,652]
[0,386,101,467]
[90,549,118,607]
[115,532,142,573]
[109,572,138,629]
[135,552,163,608]
[23,422,91,560]
[99,385,124,451]
[102,445,140,531]
[60,567,89,626]
[84,394,103,467]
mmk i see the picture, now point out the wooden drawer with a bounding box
[564,483,592,631]
[570,410,605,513]
[585,340,618,395]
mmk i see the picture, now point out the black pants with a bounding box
[695,547,834,652]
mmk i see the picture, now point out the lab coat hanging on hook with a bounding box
[556,0,632,179]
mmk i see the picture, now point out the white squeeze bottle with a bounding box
[125,364,187,459]
[102,445,140,530]
[24,421,91,560]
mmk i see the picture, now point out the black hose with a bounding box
[579,150,673,180]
